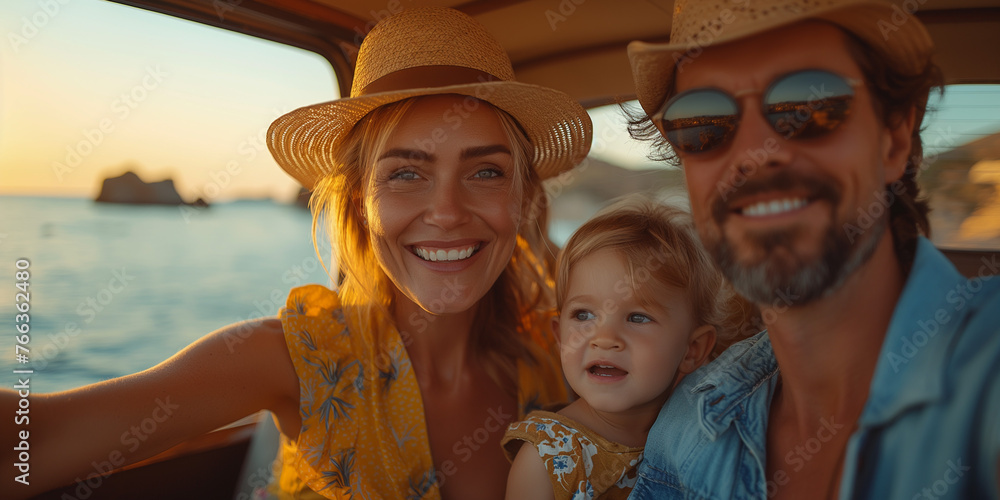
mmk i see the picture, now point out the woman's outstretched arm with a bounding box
[1,317,300,498]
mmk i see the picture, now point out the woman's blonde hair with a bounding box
[556,194,758,356]
[309,96,557,392]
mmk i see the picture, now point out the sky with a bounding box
[1,0,999,203]
[0,0,338,201]
[0,0,663,203]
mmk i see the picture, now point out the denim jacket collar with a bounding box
[688,331,778,446]
[860,237,969,427]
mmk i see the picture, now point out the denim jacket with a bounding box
[630,238,1000,499]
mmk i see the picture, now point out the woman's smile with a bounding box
[411,242,482,262]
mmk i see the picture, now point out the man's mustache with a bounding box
[711,170,842,225]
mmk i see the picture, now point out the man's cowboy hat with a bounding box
[268,7,592,189]
[628,0,935,117]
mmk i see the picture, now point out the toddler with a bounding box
[502,195,756,499]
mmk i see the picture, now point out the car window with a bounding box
[0,0,337,392]
[0,0,337,201]
[922,84,1000,250]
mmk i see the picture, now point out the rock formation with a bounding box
[95,171,206,206]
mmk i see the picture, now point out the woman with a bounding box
[2,7,591,500]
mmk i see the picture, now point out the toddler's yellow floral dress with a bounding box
[502,411,643,499]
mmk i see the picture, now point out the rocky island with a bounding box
[95,171,208,207]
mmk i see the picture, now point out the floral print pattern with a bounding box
[272,285,568,499]
[502,411,643,500]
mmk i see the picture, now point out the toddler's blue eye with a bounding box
[571,310,596,321]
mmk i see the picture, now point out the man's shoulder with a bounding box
[657,330,776,437]
[680,330,775,393]
[909,239,1000,305]
[899,241,1000,348]
[888,244,999,388]
[928,248,1000,350]
[957,277,1000,339]
[947,271,1000,376]
[638,332,775,498]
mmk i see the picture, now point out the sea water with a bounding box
[0,196,332,393]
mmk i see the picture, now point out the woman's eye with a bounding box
[388,169,420,181]
[472,167,503,179]
[627,313,652,324]
[571,310,596,321]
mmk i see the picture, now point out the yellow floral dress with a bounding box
[271,284,568,499]
[501,411,644,499]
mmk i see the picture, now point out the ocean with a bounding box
[0,196,332,393]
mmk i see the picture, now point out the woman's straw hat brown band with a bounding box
[268,7,592,189]
[627,0,935,117]
[358,66,498,96]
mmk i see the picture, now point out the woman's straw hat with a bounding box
[628,0,935,117]
[268,7,592,189]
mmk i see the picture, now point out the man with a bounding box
[625,0,1000,498]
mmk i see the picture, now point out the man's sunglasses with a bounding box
[653,69,863,154]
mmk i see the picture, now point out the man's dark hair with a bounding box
[843,31,943,271]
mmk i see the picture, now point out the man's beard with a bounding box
[705,171,888,308]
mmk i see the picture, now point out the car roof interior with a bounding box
[111,0,1000,108]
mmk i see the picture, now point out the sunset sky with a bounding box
[2,0,999,203]
[0,0,337,201]
[0,0,664,202]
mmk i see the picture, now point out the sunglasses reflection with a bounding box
[658,70,860,153]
